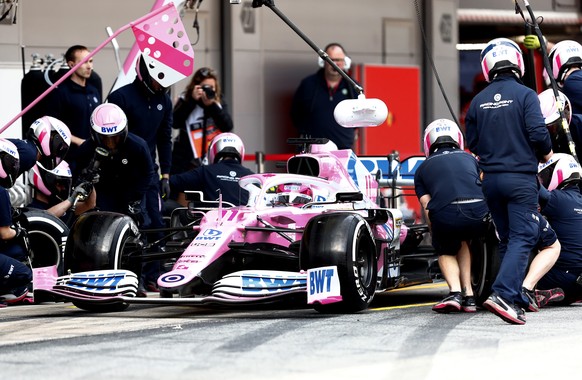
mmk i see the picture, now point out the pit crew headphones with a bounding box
[318,42,351,70]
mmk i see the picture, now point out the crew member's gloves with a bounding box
[524,35,540,50]
[127,200,144,227]
[11,225,28,244]
[68,182,93,203]
[161,177,170,200]
[524,35,548,50]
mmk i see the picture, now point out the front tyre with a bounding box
[300,213,377,313]
[64,211,141,313]
[64,211,141,274]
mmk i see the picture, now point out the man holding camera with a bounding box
[171,67,234,176]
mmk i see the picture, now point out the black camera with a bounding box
[201,85,216,100]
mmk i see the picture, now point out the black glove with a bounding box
[11,208,29,230]
[160,178,170,200]
[68,182,93,203]
[127,200,144,227]
[80,167,100,184]
[11,225,28,245]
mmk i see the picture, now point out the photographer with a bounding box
[171,67,234,176]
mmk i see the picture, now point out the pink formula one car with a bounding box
[30,138,458,312]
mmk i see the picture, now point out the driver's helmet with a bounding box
[480,38,525,82]
[90,103,128,155]
[537,88,572,136]
[538,153,582,191]
[207,132,245,164]
[0,138,20,189]
[135,53,166,95]
[548,40,582,84]
[27,116,71,170]
[29,160,72,201]
[422,118,464,157]
[268,183,313,207]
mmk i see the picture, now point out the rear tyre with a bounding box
[300,213,377,313]
[24,208,69,274]
[471,221,500,306]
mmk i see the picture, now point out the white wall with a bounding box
[0,0,460,158]
[0,63,23,138]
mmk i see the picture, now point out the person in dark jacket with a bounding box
[171,67,233,175]
[415,119,490,314]
[46,45,101,162]
[465,37,554,325]
[0,139,32,306]
[536,155,582,305]
[74,103,154,223]
[290,42,358,150]
[170,133,253,206]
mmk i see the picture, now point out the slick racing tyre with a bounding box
[23,208,69,274]
[64,211,141,313]
[300,212,377,313]
[64,211,142,274]
[471,220,500,306]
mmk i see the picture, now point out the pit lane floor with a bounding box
[2,281,581,380]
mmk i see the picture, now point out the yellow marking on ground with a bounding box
[385,282,448,292]
[371,302,437,311]
[369,282,448,311]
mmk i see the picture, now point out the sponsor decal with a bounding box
[307,266,341,304]
[194,229,222,241]
[160,274,186,283]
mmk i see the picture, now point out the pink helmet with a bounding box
[538,153,582,191]
[30,160,72,201]
[27,116,71,169]
[90,103,128,154]
[0,138,20,189]
[548,40,582,84]
[480,38,525,82]
[207,132,245,164]
[423,118,464,157]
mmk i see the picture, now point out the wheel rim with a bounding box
[29,230,62,267]
[355,228,375,288]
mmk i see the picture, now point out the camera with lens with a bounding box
[201,85,216,100]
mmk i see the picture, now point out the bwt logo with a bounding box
[101,126,118,133]
[309,268,334,295]
[57,127,69,140]
[68,276,123,289]
[436,126,451,132]
[195,229,222,241]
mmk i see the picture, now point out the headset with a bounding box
[318,42,351,70]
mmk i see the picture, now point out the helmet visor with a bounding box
[50,130,69,160]
[43,168,72,201]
